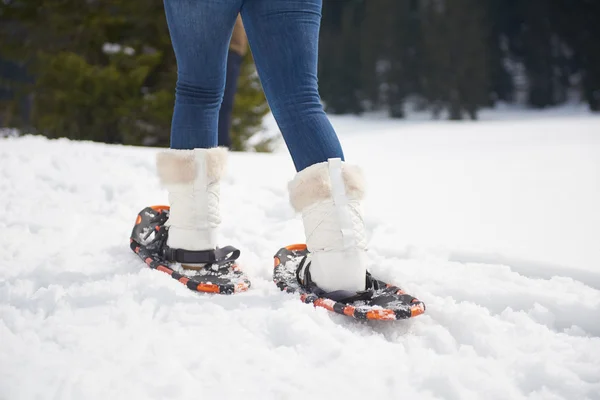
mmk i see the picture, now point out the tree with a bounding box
[550,0,600,111]
[518,1,565,108]
[319,0,365,115]
[359,0,422,118]
[230,51,271,152]
[486,0,518,104]
[420,0,490,119]
[0,0,271,147]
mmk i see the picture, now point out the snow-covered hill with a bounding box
[2,110,600,399]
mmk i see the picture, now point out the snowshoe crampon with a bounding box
[274,244,425,320]
[130,206,250,294]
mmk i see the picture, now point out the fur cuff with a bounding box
[288,160,365,212]
[156,147,228,184]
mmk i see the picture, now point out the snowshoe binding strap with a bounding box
[162,245,240,268]
[295,255,374,303]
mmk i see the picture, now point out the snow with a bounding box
[2,108,600,399]
[0,128,19,138]
[102,43,136,56]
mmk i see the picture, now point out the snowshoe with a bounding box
[130,205,250,294]
[274,244,425,320]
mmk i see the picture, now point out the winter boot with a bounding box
[156,147,230,270]
[288,158,368,294]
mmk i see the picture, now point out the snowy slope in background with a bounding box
[2,110,600,399]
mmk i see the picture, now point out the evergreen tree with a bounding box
[319,0,365,115]
[551,0,600,111]
[3,0,600,133]
[420,0,489,120]
[0,0,270,147]
[486,0,518,104]
[387,0,422,118]
[230,51,270,152]
[360,0,421,118]
[519,0,564,108]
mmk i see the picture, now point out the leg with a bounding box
[158,0,242,264]
[241,0,344,172]
[218,50,244,148]
[164,0,241,149]
[242,0,367,293]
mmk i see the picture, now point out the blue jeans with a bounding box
[164,0,344,172]
[218,50,243,149]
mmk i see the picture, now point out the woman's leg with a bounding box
[158,1,243,267]
[218,50,244,148]
[242,0,367,293]
[240,0,344,172]
[164,0,242,149]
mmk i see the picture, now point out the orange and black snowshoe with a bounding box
[273,245,425,321]
[130,206,250,294]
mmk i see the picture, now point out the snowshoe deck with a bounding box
[130,206,250,294]
[273,244,425,320]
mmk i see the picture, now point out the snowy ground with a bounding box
[1,108,600,400]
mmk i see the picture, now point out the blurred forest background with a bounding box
[1,0,599,149]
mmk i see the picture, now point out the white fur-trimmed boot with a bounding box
[156,147,227,268]
[288,158,368,293]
